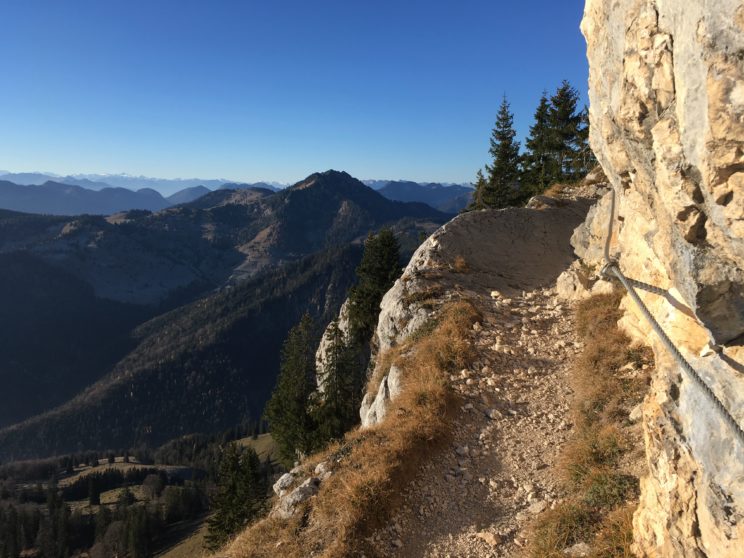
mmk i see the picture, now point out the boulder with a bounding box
[556,261,593,302]
[273,477,320,519]
[272,472,295,496]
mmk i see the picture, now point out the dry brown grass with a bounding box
[531,502,597,558]
[365,344,405,399]
[542,179,586,200]
[591,504,636,558]
[543,183,569,198]
[222,301,481,558]
[452,255,469,273]
[402,285,445,308]
[530,293,651,558]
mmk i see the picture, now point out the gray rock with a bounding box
[629,403,643,423]
[315,300,351,392]
[272,472,294,496]
[387,365,403,399]
[359,392,375,425]
[361,373,390,428]
[314,460,331,479]
[360,364,406,428]
[273,477,320,519]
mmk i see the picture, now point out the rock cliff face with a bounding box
[580,1,744,555]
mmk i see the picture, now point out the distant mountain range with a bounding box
[165,185,212,205]
[0,172,284,195]
[0,179,277,216]
[0,170,448,459]
[374,180,473,213]
[0,173,473,216]
[0,180,172,215]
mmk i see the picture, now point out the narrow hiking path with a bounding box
[367,192,598,557]
[371,287,579,557]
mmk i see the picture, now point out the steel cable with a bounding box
[601,188,744,444]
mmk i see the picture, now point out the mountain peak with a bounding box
[292,169,358,191]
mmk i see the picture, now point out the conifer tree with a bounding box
[94,506,111,542]
[88,478,100,506]
[574,105,596,177]
[521,92,554,196]
[547,80,582,182]
[205,444,267,551]
[347,229,401,347]
[468,169,488,210]
[126,506,150,558]
[312,320,357,444]
[469,96,521,209]
[264,314,318,466]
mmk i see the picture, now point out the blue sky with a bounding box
[0,0,588,184]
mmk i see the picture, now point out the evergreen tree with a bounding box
[312,320,357,444]
[1,506,19,558]
[471,96,521,209]
[205,444,267,551]
[35,516,54,558]
[116,487,135,509]
[94,507,111,542]
[125,507,149,558]
[88,478,100,506]
[347,229,401,346]
[547,80,582,182]
[264,314,318,466]
[35,484,69,558]
[573,105,596,177]
[521,92,555,196]
[469,169,488,211]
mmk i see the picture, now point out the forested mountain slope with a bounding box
[0,246,361,460]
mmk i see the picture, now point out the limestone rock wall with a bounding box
[581,1,744,555]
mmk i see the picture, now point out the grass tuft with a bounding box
[452,255,469,273]
[591,504,637,558]
[531,503,597,557]
[530,293,651,558]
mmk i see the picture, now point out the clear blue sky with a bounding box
[0,0,588,184]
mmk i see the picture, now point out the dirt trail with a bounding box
[369,197,595,557]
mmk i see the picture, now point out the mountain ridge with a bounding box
[377,180,474,213]
[0,169,446,459]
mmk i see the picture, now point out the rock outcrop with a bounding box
[582,0,744,343]
[359,364,403,428]
[580,1,744,555]
[315,299,351,392]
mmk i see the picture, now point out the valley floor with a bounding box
[370,280,579,557]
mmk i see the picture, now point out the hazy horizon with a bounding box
[1,0,588,185]
[0,168,474,195]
